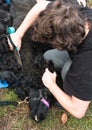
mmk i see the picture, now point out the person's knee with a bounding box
[44,49,61,68]
[44,49,71,69]
[43,50,53,62]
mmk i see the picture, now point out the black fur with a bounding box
[0,0,63,122]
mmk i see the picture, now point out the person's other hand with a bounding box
[7,32,22,51]
[77,0,87,7]
[42,68,57,89]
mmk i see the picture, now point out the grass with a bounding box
[88,0,92,6]
[0,88,92,130]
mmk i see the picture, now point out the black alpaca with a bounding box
[15,41,57,122]
[0,1,33,99]
[0,0,62,122]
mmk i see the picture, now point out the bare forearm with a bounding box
[49,84,73,110]
[16,1,50,38]
[49,83,89,118]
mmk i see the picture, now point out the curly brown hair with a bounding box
[31,0,86,52]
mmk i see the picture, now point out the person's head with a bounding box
[31,0,90,52]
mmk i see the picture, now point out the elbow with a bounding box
[74,113,85,119]
[72,111,86,119]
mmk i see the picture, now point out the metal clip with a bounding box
[18,97,29,105]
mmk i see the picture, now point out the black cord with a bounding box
[0,101,18,106]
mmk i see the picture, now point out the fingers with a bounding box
[77,0,86,7]
[45,68,48,72]
[7,33,21,51]
[45,68,56,75]
[7,37,13,50]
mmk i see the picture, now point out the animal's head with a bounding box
[29,88,54,122]
[27,57,56,122]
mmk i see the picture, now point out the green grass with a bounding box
[0,88,92,130]
[5,89,18,101]
[88,0,92,6]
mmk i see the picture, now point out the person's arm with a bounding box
[16,1,50,38]
[8,1,51,50]
[42,68,90,119]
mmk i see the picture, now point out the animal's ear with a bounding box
[47,60,55,73]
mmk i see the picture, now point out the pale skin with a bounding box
[8,0,89,119]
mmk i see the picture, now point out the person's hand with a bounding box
[42,68,57,89]
[7,32,22,51]
[77,0,87,7]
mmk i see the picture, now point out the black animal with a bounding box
[16,54,54,122]
[0,0,62,123]
[15,38,63,122]
[15,41,58,122]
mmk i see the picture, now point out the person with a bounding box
[8,0,86,50]
[8,0,91,119]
